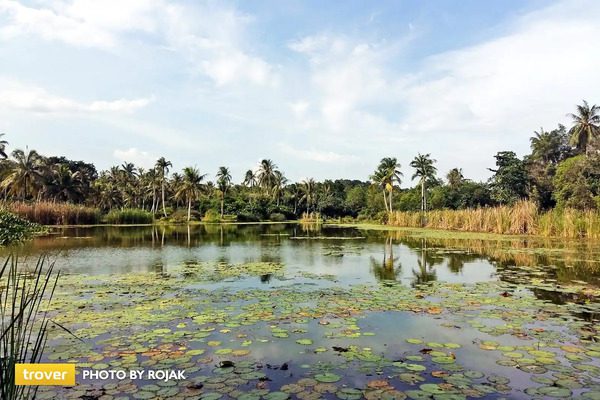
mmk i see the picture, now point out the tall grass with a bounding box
[6,201,100,225]
[300,212,322,224]
[104,208,154,224]
[1,256,58,400]
[388,201,600,239]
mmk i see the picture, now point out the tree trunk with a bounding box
[382,190,389,212]
[161,180,167,217]
[187,197,192,222]
[220,195,224,218]
[389,189,393,212]
[421,180,426,212]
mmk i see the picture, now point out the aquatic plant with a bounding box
[1,256,58,400]
[104,208,154,224]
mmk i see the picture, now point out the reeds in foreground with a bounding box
[1,256,58,400]
[388,201,600,239]
[300,212,322,224]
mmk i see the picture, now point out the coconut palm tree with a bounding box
[0,149,46,200]
[446,168,464,188]
[530,128,564,164]
[216,166,232,218]
[410,153,437,213]
[0,134,8,159]
[49,163,83,202]
[271,170,288,206]
[568,100,600,155]
[155,157,172,217]
[370,157,402,212]
[243,169,257,188]
[176,167,206,222]
[300,178,317,213]
[257,159,277,192]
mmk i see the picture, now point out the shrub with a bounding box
[269,212,287,222]
[7,201,100,225]
[237,213,260,222]
[104,208,154,224]
[0,210,45,245]
[169,209,202,223]
[202,209,221,223]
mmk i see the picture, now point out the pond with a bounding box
[4,224,600,400]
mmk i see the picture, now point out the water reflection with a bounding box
[2,223,599,292]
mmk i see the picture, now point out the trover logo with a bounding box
[15,364,76,386]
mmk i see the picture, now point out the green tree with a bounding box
[176,167,206,222]
[370,157,403,212]
[257,159,277,192]
[243,169,257,188]
[271,170,287,207]
[300,178,317,213]
[410,153,437,213]
[553,155,600,210]
[216,166,232,218]
[488,151,528,205]
[1,149,46,200]
[0,133,8,159]
[155,157,172,217]
[568,100,600,155]
[446,168,464,188]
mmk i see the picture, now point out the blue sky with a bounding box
[1,0,598,185]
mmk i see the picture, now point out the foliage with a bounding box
[0,210,44,245]
[203,209,221,223]
[104,208,154,224]
[488,151,529,205]
[1,256,58,400]
[553,155,600,210]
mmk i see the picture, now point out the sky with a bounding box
[1,0,599,186]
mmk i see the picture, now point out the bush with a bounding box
[237,213,260,222]
[7,201,100,225]
[0,210,45,245]
[202,209,221,223]
[169,209,202,223]
[269,213,287,222]
[104,208,154,224]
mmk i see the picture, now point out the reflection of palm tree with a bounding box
[447,255,465,274]
[370,237,402,281]
[411,240,437,287]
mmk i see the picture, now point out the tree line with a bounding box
[0,101,598,222]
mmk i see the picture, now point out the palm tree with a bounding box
[300,178,317,213]
[530,128,564,163]
[155,157,172,217]
[0,134,8,159]
[568,100,600,155]
[176,167,206,222]
[49,163,83,202]
[257,159,277,192]
[271,170,288,206]
[243,169,257,188]
[370,157,402,212]
[216,166,232,218]
[446,168,464,188]
[410,153,437,213]
[0,149,46,200]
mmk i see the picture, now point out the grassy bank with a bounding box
[387,201,600,239]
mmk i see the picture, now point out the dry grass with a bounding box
[388,201,600,239]
[300,212,322,224]
[6,201,100,225]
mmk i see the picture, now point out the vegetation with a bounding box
[0,210,45,245]
[1,256,58,399]
[104,208,154,225]
[0,101,599,233]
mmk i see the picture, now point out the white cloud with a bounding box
[113,147,155,168]
[278,143,358,163]
[0,79,153,114]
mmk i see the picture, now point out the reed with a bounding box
[104,208,154,224]
[300,212,322,224]
[1,256,58,400]
[6,201,100,225]
[388,201,600,239]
